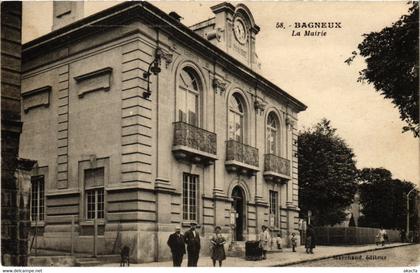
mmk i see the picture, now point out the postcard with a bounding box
[1,1,418,272]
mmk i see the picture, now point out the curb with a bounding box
[273,243,415,267]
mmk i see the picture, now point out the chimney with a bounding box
[52,1,84,31]
[169,11,183,22]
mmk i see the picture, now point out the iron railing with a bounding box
[173,121,217,155]
[225,139,259,167]
[264,154,290,177]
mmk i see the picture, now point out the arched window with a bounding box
[177,67,201,126]
[228,93,245,142]
[266,112,279,154]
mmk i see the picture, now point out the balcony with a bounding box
[263,154,291,183]
[172,121,217,165]
[225,140,259,176]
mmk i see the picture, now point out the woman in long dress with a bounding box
[210,226,226,267]
[305,224,316,254]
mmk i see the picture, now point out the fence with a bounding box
[314,226,401,245]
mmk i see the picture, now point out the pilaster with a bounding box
[56,65,69,189]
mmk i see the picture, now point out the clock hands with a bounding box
[234,19,247,43]
[236,25,242,37]
[235,24,245,40]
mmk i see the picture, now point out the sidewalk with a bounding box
[99,243,411,267]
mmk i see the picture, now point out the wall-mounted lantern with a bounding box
[142,48,173,99]
[143,48,162,99]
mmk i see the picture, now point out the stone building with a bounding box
[1,2,36,266]
[20,2,306,262]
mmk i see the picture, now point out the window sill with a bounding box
[80,219,106,226]
[31,221,45,227]
[182,221,201,228]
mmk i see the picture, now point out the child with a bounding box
[290,233,297,252]
[274,233,282,251]
[375,232,381,246]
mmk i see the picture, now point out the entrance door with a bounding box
[232,186,245,241]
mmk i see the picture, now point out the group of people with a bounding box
[167,222,226,267]
[167,223,317,267]
[259,224,316,258]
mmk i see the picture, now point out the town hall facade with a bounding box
[20,2,306,262]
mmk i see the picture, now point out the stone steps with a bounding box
[75,258,102,267]
[227,241,246,257]
[227,241,288,256]
[29,248,120,266]
[30,248,91,257]
[28,256,76,266]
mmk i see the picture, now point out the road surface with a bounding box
[294,244,420,267]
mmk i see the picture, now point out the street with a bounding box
[295,244,420,267]
[92,243,412,267]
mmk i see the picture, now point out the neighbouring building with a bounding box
[1,2,36,266]
[20,1,306,262]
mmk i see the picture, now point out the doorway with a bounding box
[232,186,246,241]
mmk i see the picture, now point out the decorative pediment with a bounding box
[74,67,113,98]
[22,86,51,113]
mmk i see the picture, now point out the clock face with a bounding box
[233,18,247,44]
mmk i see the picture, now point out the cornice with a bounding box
[22,2,307,113]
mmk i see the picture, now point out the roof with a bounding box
[23,1,307,112]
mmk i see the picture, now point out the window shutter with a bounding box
[179,110,187,123]
[188,111,197,126]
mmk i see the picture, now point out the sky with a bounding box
[22,1,419,186]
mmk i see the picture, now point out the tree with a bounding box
[358,168,418,230]
[345,2,419,137]
[298,119,358,226]
[357,168,395,228]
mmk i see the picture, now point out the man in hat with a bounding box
[167,226,186,267]
[184,222,201,266]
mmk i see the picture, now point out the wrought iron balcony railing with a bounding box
[225,140,259,175]
[172,121,217,164]
[263,154,291,182]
